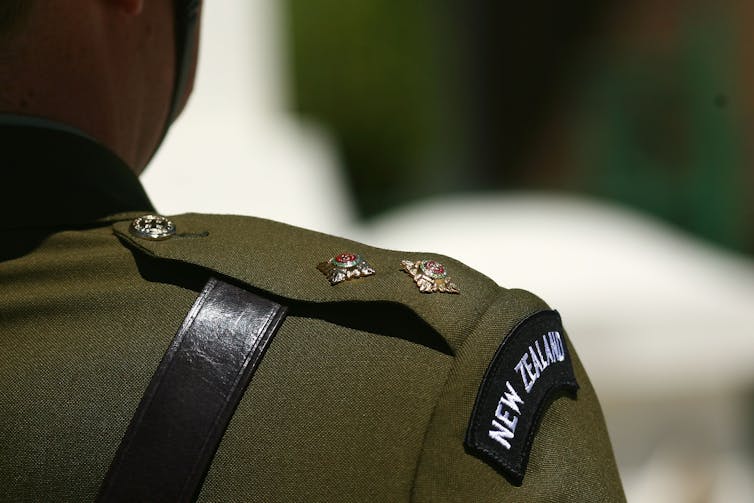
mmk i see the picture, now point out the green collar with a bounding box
[0,117,154,230]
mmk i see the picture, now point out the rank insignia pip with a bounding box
[318,252,376,285]
[401,259,460,294]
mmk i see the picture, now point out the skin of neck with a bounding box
[0,1,176,174]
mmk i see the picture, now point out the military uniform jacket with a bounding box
[0,121,626,502]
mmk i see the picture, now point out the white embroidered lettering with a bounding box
[514,358,531,391]
[488,419,515,450]
[534,340,549,370]
[495,407,518,433]
[529,346,544,378]
[488,381,524,450]
[548,332,561,361]
[498,381,524,414]
[523,354,537,392]
[550,331,565,361]
[513,331,568,398]
[542,335,555,364]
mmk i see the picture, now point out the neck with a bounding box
[0,3,173,174]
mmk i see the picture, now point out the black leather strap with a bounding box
[97,278,287,502]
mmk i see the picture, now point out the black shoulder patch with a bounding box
[464,310,578,485]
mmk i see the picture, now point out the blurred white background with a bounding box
[143,2,754,501]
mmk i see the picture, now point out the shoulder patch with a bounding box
[464,310,578,485]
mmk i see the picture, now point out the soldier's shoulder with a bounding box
[111,212,625,499]
[112,212,549,352]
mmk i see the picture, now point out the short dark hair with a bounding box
[0,1,33,39]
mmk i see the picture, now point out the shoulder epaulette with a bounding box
[112,212,549,354]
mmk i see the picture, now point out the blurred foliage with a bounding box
[286,1,752,255]
[572,5,749,253]
[286,1,607,215]
[286,1,463,215]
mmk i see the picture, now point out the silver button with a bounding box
[129,214,176,240]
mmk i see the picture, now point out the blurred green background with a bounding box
[286,0,752,256]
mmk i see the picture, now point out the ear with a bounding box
[110,0,144,16]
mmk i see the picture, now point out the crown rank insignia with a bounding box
[401,259,460,294]
[318,252,376,285]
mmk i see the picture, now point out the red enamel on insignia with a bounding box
[424,260,445,275]
[335,253,358,264]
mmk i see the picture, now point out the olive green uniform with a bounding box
[0,122,625,502]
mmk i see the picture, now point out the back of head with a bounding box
[0,0,201,174]
[0,1,32,38]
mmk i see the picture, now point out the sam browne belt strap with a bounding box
[97,277,288,502]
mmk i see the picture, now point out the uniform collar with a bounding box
[0,115,155,230]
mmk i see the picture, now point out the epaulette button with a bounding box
[129,214,176,240]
